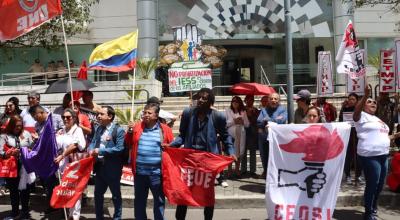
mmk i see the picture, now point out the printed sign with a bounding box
[168,68,212,93]
[379,49,396,93]
[346,49,366,95]
[396,40,400,90]
[342,112,354,127]
[317,51,334,96]
[120,166,134,186]
[266,123,351,220]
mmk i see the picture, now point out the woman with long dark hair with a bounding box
[0,98,22,133]
[0,115,35,219]
[225,96,249,177]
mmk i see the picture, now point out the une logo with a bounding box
[19,0,39,13]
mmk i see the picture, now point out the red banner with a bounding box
[50,157,94,208]
[162,147,233,207]
[0,145,18,178]
[120,166,134,186]
[0,0,62,41]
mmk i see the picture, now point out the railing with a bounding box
[0,69,131,88]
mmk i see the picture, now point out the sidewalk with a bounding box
[2,174,397,209]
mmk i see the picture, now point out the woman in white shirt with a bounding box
[353,86,400,220]
[54,108,86,220]
[0,115,35,219]
[225,96,249,177]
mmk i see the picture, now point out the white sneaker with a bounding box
[221,181,229,188]
[357,176,365,184]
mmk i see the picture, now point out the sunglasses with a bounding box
[61,115,72,120]
[366,100,377,104]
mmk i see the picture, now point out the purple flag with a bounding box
[21,113,58,179]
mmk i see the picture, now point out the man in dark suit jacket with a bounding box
[89,106,125,220]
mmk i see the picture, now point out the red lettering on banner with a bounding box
[351,78,361,91]
[299,206,309,220]
[312,207,322,220]
[17,4,49,32]
[380,72,395,78]
[273,204,331,220]
[380,50,395,93]
[274,204,284,220]
[382,78,394,84]
[383,85,394,91]
[286,205,295,220]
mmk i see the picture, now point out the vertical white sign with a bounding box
[379,49,396,93]
[317,51,334,96]
[346,49,366,95]
[396,40,400,90]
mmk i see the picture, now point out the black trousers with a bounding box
[176,205,214,220]
[6,177,30,217]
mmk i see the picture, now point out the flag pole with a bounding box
[130,67,136,121]
[60,14,75,109]
[57,171,68,220]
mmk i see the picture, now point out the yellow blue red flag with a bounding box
[89,31,138,72]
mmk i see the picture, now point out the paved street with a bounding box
[1,205,399,220]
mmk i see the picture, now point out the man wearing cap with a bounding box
[293,89,311,124]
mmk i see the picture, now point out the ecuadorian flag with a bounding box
[89,31,138,72]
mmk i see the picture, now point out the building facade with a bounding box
[0,0,398,91]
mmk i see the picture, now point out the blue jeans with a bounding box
[359,154,388,216]
[94,173,122,220]
[258,132,268,172]
[134,174,165,220]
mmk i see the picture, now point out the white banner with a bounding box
[396,40,400,90]
[168,68,212,93]
[336,21,366,78]
[379,49,396,93]
[266,123,351,220]
[317,51,334,96]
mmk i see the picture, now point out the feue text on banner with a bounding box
[336,20,365,78]
[266,123,351,220]
[379,49,396,93]
[0,0,62,41]
[50,157,94,208]
[162,147,233,207]
[317,51,334,96]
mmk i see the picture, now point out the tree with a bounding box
[353,0,400,10]
[0,0,100,49]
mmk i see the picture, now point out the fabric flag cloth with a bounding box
[50,157,94,208]
[266,123,351,220]
[335,20,365,78]
[21,114,58,179]
[162,147,234,207]
[0,0,62,41]
[88,31,138,72]
[72,60,88,101]
[0,144,18,178]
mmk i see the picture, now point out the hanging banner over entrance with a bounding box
[266,123,351,220]
[317,51,334,96]
[168,62,212,93]
[346,49,366,95]
[379,49,396,93]
[396,40,400,90]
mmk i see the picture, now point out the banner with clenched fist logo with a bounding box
[266,123,350,220]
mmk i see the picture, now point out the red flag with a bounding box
[72,60,88,101]
[0,0,63,41]
[0,145,18,178]
[50,157,94,208]
[162,147,234,207]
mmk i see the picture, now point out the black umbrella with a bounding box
[45,78,97,94]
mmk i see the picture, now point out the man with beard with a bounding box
[257,93,287,178]
[169,88,236,220]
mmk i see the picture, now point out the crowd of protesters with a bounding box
[0,86,399,220]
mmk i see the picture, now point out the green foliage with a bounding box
[114,83,144,125]
[136,58,158,79]
[0,0,100,49]
[367,53,380,69]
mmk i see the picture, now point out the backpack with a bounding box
[110,123,130,165]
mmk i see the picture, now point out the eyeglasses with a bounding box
[366,100,377,104]
[61,116,72,120]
